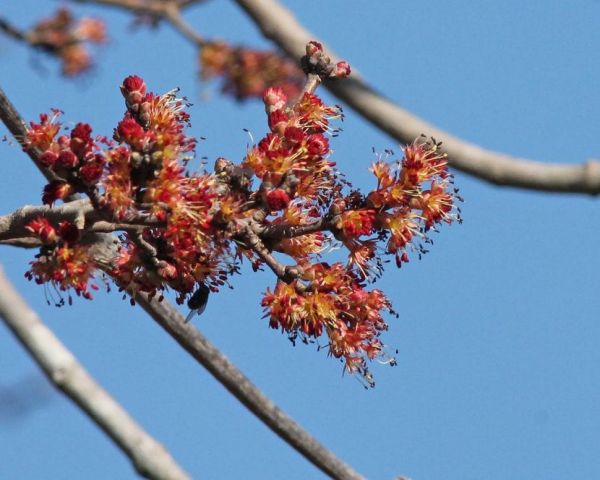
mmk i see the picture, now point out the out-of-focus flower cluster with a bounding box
[199,41,304,101]
[24,57,459,384]
[26,8,106,76]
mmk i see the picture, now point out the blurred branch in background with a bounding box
[65,0,600,194]
[233,0,600,195]
[0,267,191,480]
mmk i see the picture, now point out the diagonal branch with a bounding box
[231,0,600,195]
[134,292,364,480]
[0,267,190,480]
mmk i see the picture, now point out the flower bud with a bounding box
[266,188,291,211]
[58,221,80,243]
[120,75,147,106]
[70,122,93,158]
[57,150,79,169]
[42,181,73,205]
[39,150,59,168]
[263,87,287,114]
[306,41,323,57]
[334,61,351,78]
[26,217,57,244]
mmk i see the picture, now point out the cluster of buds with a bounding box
[21,8,106,76]
[199,41,304,101]
[23,43,460,385]
[301,41,351,81]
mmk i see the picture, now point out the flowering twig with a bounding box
[0,267,190,480]
[0,81,365,479]
[232,0,600,195]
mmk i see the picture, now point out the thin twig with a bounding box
[163,1,206,47]
[232,0,600,195]
[74,0,206,46]
[0,267,190,480]
[0,17,28,42]
[0,200,162,243]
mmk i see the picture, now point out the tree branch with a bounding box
[134,292,364,480]
[232,0,600,195]
[0,200,94,241]
[0,267,190,480]
[0,200,161,244]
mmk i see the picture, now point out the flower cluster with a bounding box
[23,54,459,385]
[244,85,343,206]
[336,138,461,275]
[25,217,97,301]
[199,41,304,101]
[262,262,395,380]
[26,8,106,76]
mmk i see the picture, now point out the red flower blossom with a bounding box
[28,8,106,77]
[266,189,291,211]
[340,209,376,238]
[26,111,61,152]
[121,75,147,107]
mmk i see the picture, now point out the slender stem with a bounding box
[163,2,206,47]
[0,17,27,42]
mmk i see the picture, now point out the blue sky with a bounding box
[1,1,600,479]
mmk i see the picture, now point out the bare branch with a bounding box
[260,218,328,240]
[0,267,190,480]
[0,17,28,42]
[232,0,600,195]
[162,1,206,47]
[72,0,167,14]
[0,237,42,248]
[134,293,364,480]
